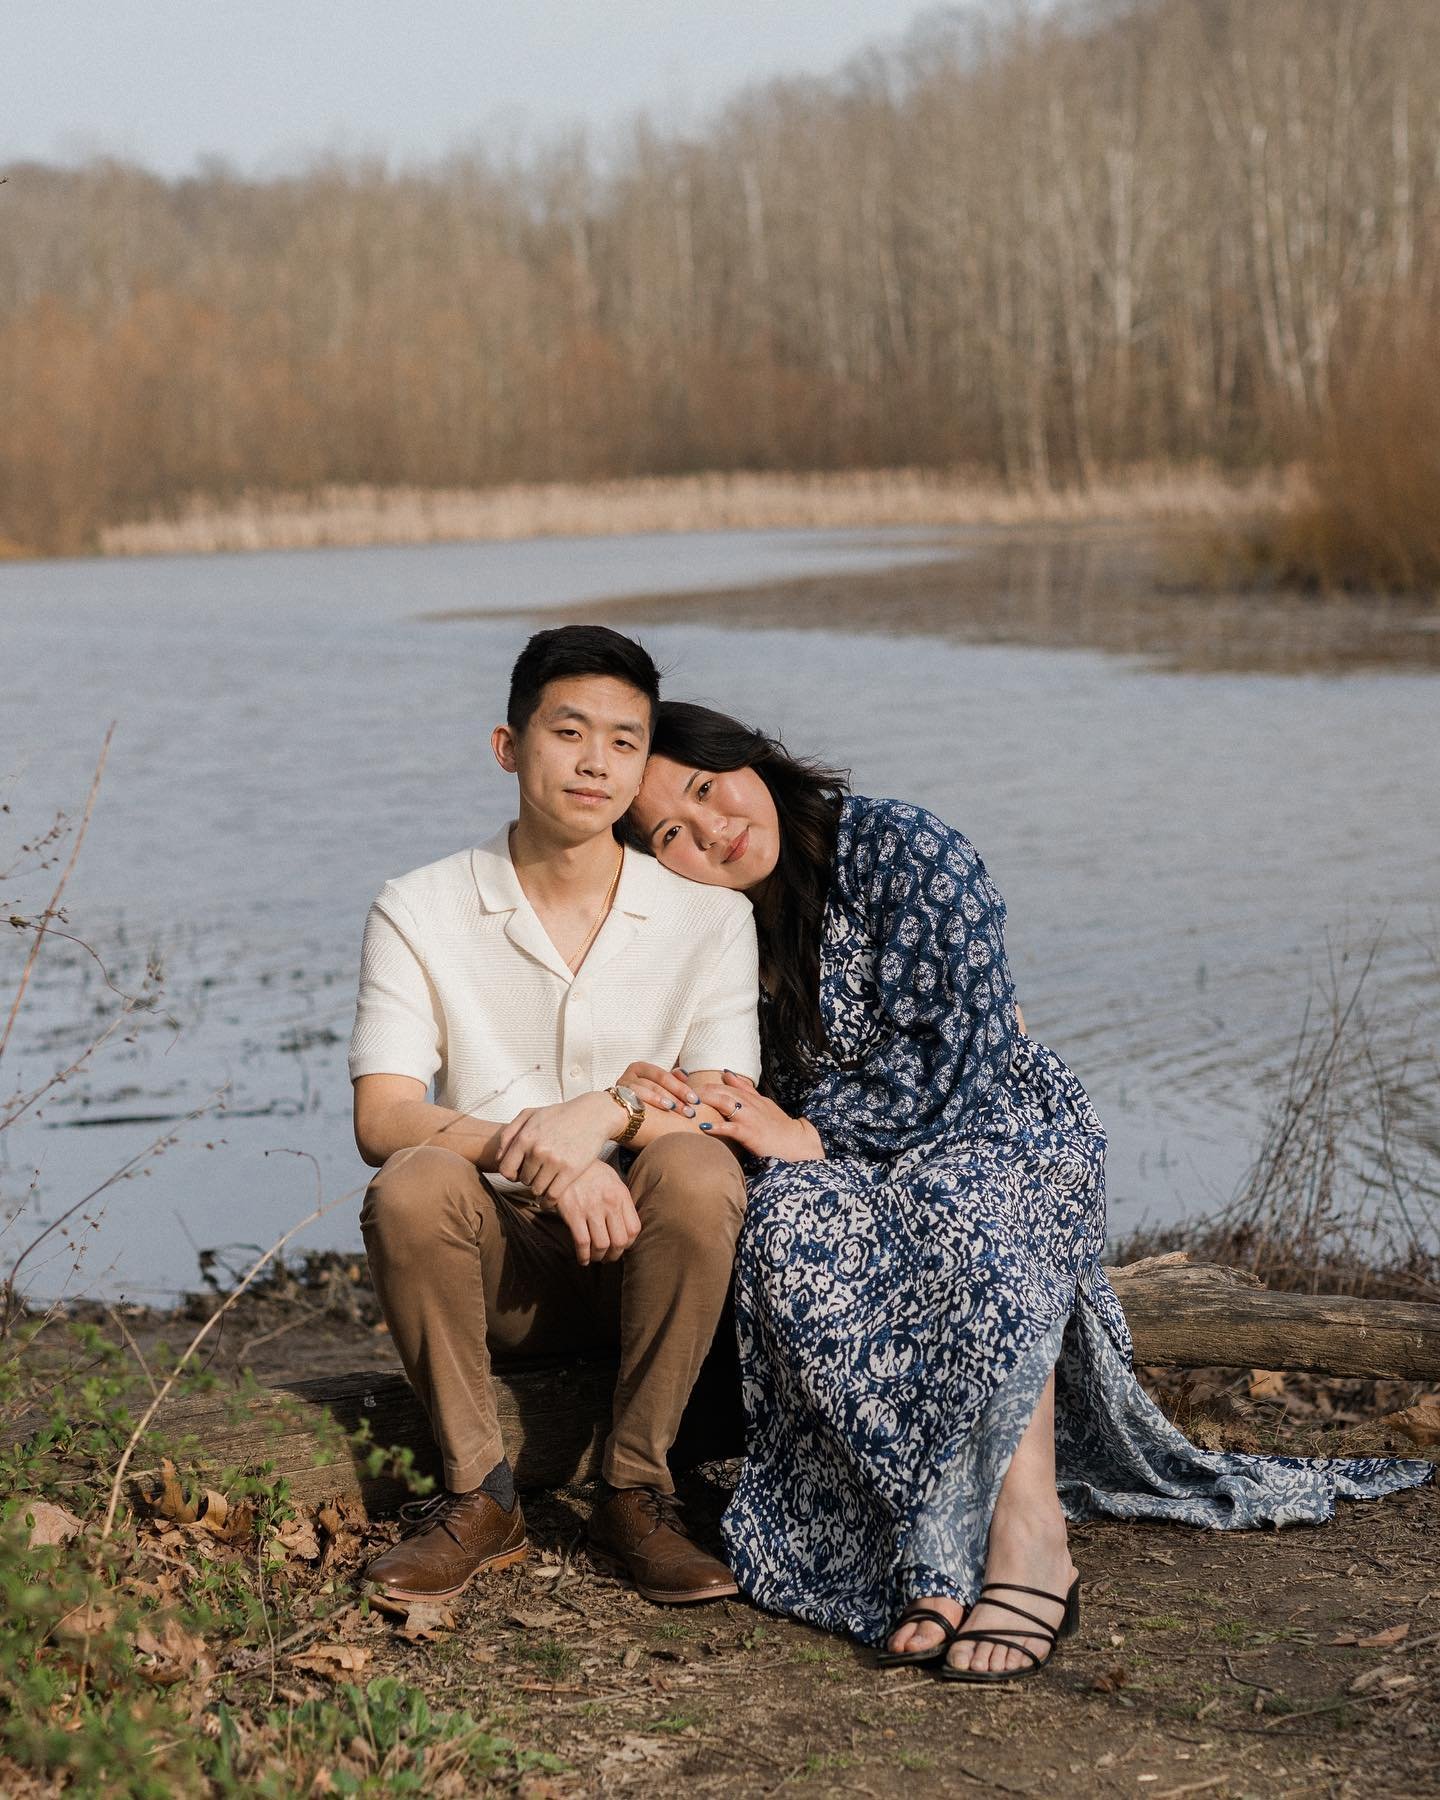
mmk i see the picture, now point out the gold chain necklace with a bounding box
[567,843,624,973]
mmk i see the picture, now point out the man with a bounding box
[350,624,759,1607]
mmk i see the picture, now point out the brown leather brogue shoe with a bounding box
[362,1488,527,1601]
[588,1486,739,1605]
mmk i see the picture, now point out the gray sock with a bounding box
[478,1457,516,1513]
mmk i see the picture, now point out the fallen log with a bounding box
[103,1258,1440,1510]
[1109,1255,1440,1382]
[135,1322,746,1514]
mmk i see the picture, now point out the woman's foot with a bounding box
[945,1503,1077,1677]
[885,1594,966,1659]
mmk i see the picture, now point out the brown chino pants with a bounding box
[360,1134,747,1495]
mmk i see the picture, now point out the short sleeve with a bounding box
[675,904,761,1079]
[802,800,1017,1160]
[347,886,444,1086]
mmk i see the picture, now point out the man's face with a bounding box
[492,675,652,843]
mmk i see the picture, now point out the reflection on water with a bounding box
[450,526,1440,676]
[2,525,1437,1298]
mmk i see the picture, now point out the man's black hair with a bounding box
[506,625,660,734]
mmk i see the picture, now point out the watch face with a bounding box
[615,1084,640,1110]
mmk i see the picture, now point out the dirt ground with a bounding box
[345,1474,1439,1800]
[136,1272,1440,1800]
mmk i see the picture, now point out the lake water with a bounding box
[2,526,1437,1301]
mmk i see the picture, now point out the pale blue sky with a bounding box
[2,1,971,175]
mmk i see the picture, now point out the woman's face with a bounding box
[631,756,781,891]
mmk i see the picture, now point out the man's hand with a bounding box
[543,1160,642,1266]
[495,1091,622,1196]
[690,1071,826,1163]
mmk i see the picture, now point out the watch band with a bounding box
[607,1083,645,1146]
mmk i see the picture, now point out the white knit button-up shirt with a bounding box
[348,824,761,1151]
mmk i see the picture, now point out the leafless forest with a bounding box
[2,0,1437,559]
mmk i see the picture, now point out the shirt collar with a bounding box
[470,821,658,919]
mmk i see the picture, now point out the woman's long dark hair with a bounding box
[625,701,850,1083]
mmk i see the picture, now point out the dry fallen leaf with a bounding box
[366,1590,456,1639]
[1383,1401,1440,1448]
[601,1735,671,1770]
[217,1500,256,1543]
[133,1612,215,1686]
[1091,1665,1130,1694]
[1356,1622,1409,1649]
[22,1499,83,1548]
[1247,1369,1287,1401]
[50,1599,118,1642]
[365,1592,410,1620]
[508,1606,565,1630]
[290,1643,372,1677]
[148,1458,200,1524]
[399,1599,457,1643]
[190,1494,254,1544]
[316,1497,366,1572]
[274,1516,322,1561]
[318,1496,368,1535]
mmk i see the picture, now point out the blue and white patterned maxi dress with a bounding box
[719,795,1433,1646]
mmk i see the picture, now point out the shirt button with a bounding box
[570,1065,583,1078]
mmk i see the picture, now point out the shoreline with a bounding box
[84,464,1283,561]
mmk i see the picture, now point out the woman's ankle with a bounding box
[986,1494,1071,1560]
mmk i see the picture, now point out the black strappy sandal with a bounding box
[939,1577,1080,1684]
[876,1602,967,1669]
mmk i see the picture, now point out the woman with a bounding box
[623,702,1431,1682]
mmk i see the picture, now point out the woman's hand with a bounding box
[615,1061,700,1117]
[690,1071,826,1163]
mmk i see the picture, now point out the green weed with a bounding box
[516,1636,577,1682]
[649,1711,702,1734]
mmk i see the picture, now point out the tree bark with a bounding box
[1109,1255,1440,1382]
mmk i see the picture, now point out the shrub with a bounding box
[1244,303,1440,594]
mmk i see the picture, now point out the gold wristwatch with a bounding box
[606,1082,645,1146]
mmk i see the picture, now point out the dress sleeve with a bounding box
[801,801,1018,1161]
[347,885,444,1087]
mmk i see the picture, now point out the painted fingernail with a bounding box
[668,1100,678,1110]
[699,1122,713,1131]
[684,1106,697,1118]
[686,1092,699,1105]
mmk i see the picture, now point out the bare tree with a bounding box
[1,0,1436,552]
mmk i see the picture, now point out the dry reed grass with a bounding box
[1226,305,1440,594]
[96,464,1280,559]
